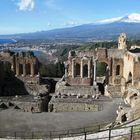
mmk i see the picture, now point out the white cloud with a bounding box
[17,0,35,11]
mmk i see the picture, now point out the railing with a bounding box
[0,123,140,139]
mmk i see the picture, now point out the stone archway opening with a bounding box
[96,62,108,95]
[19,64,23,75]
[127,72,132,84]
[116,65,120,76]
[96,62,108,77]
[83,64,88,77]
[97,82,105,95]
[26,63,31,75]
[75,63,80,77]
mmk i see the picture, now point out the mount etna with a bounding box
[1,13,140,42]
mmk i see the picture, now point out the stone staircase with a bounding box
[107,85,122,98]
[58,85,96,96]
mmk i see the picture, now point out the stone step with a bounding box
[107,85,121,92]
[107,85,122,97]
[58,86,96,95]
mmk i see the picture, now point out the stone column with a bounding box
[31,63,34,76]
[88,60,91,78]
[16,62,19,76]
[11,64,14,71]
[23,63,26,76]
[112,58,115,85]
[65,66,68,78]
[64,62,68,78]
[80,59,83,78]
[93,58,97,86]
[72,59,75,78]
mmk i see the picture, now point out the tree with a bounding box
[39,62,65,77]
[39,65,47,77]
[96,62,107,77]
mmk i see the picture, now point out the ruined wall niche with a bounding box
[128,72,132,84]
[116,65,120,76]
[83,64,88,77]
[19,64,23,74]
[26,63,31,75]
[75,63,80,77]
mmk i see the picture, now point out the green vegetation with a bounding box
[54,44,80,61]
[76,41,118,51]
[133,125,140,133]
[39,62,65,77]
[127,40,140,49]
[76,40,140,51]
[96,62,107,77]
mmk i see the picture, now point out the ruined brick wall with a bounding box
[108,49,125,59]
[96,48,108,60]
[123,52,135,84]
[0,96,48,112]
[133,59,140,87]
[66,47,126,86]
[66,77,92,86]
[75,50,95,57]
[13,101,42,112]
[0,50,41,96]
[0,50,39,78]
[110,58,124,85]
[66,55,93,86]
[51,102,99,112]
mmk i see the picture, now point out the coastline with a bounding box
[0,39,17,44]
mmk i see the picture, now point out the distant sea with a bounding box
[0,39,17,44]
[0,39,43,57]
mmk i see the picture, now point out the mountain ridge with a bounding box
[1,13,140,42]
[95,13,140,24]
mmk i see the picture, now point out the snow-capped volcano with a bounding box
[121,13,140,23]
[1,13,140,41]
[97,13,140,24]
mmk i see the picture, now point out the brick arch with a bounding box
[97,58,111,75]
[96,61,108,77]
[97,59,109,66]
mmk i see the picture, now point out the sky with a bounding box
[0,0,140,34]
